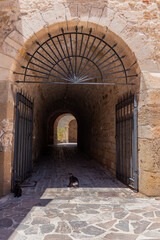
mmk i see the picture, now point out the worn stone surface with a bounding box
[0,145,160,240]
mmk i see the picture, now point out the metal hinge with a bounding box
[134,170,139,175]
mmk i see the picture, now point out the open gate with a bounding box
[13,92,33,186]
[116,93,138,191]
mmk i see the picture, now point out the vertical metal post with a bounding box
[21,96,25,181]
[29,100,33,173]
[13,93,20,188]
[133,94,138,191]
[130,97,133,181]
[13,92,34,186]
[18,95,22,180]
[25,99,30,177]
[116,93,138,191]
[115,105,119,178]
[23,96,27,180]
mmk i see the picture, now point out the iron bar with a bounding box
[77,28,92,75]
[13,29,136,85]
[56,36,72,77]
[26,52,52,69]
[13,92,33,186]
[133,94,138,191]
[116,94,137,190]
[45,41,60,61]
[48,33,71,78]
[80,68,130,82]
[21,66,69,81]
[36,41,58,64]
[20,96,24,181]
[86,35,105,63]
[29,61,51,72]
[78,71,132,83]
[20,66,71,82]
[13,93,20,187]
[75,26,78,76]
[15,80,135,85]
[79,32,84,57]
[36,42,71,79]
[70,33,74,57]
[80,51,117,79]
[81,57,125,79]
[78,37,96,78]
[61,28,74,76]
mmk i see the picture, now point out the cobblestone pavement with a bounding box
[0,144,160,240]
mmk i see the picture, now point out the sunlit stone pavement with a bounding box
[0,145,160,240]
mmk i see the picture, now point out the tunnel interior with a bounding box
[52,113,78,144]
[12,23,140,182]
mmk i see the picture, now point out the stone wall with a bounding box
[69,120,77,143]
[0,0,160,196]
[138,72,160,196]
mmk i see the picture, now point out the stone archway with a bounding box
[53,113,77,144]
[0,1,160,196]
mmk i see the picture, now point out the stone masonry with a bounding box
[0,0,160,196]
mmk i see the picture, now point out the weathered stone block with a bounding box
[0,53,14,69]
[99,7,115,27]
[139,90,160,107]
[0,102,14,120]
[139,171,160,196]
[0,151,12,164]
[140,72,160,90]
[138,125,160,139]
[77,4,90,22]
[0,161,11,181]
[109,13,127,35]
[0,68,10,81]
[138,105,160,127]
[27,12,47,34]
[42,9,57,26]
[138,139,160,172]
[88,7,103,24]
[0,180,11,196]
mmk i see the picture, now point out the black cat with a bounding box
[68,173,79,188]
[13,181,22,197]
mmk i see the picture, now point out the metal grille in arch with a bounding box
[14,27,137,85]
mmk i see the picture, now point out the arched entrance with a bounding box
[3,20,159,197]
[11,24,139,192]
[53,113,77,144]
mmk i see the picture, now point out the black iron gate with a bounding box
[13,92,33,186]
[116,93,138,191]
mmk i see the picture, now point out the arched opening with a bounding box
[53,113,77,145]
[10,22,140,193]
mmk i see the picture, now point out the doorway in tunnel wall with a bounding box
[54,114,77,144]
[8,22,142,197]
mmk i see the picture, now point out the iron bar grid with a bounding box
[13,92,33,187]
[116,93,138,191]
[14,27,137,85]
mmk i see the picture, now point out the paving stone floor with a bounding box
[0,144,160,240]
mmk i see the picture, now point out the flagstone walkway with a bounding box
[0,144,160,240]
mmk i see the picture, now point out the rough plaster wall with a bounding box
[69,119,77,143]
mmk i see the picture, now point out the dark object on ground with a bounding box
[68,173,79,188]
[13,182,22,197]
